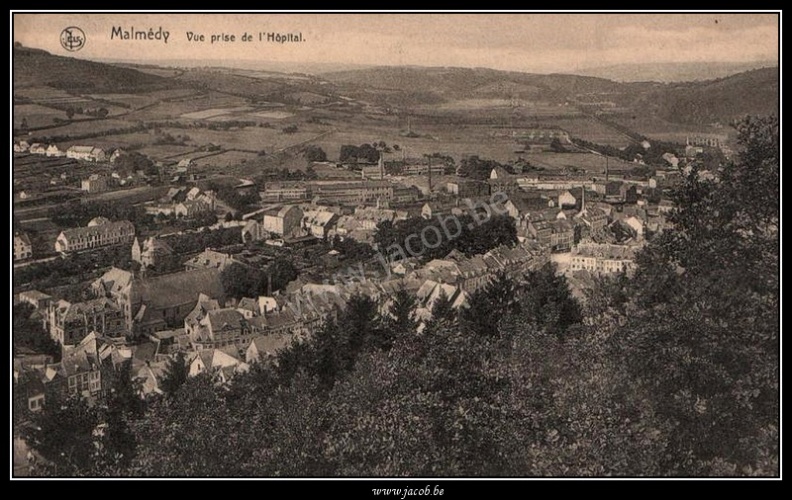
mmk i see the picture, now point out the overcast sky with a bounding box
[13,12,779,73]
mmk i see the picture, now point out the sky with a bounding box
[12,12,780,73]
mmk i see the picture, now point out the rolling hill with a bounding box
[646,67,779,125]
[13,46,176,92]
[14,46,778,128]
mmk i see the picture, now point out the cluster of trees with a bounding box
[572,137,686,168]
[208,183,260,213]
[19,116,777,477]
[374,213,517,262]
[301,145,327,162]
[160,227,242,256]
[12,303,59,359]
[331,235,376,262]
[219,258,298,299]
[339,143,384,163]
[50,200,144,229]
[30,123,148,145]
[153,131,190,146]
[113,152,157,177]
[14,244,132,291]
[282,125,299,134]
[457,155,514,180]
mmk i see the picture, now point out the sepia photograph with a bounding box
[11,11,780,480]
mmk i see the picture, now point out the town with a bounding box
[11,13,779,479]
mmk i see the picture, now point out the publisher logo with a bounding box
[60,27,86,52]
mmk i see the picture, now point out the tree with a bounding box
[160,352,189,397]
[382,288,418,345]
[460,272,519,337]
[23,391,100,475]
[13,303,60,359]
[97,107,109,119]
[66,107,75,120]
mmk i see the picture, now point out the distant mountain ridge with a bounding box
[571,61,778,83]
[13,46,779,127]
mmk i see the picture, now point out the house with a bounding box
[109,149,127,163]
[174,200,211,218]
[392,185,421,204]
[45,144,64,157]
[260,182,311,202]
[131,237,174,269]
[92,267,225,336]
[189,347,249,382]
[558,188,583,210]
[570,242,637,275]
[29,143,47,155]
[503,195,550,222]
[245,334,292,364]
[14,231,32,261]
[421,203,434,220]
[13,140,30,153]
[620,184,638,204]
[183,248,241,272]
[623,216,644,238]
[489,166,519,194]
[241,219,269,243]
[576,207,609,233]
[58,335,104,398]
[81,175,109,194]
[302,210,338,239]
[262,205,304,238]
[48,297,126,345]
[55,219,135,253]
[67,145,106,162]
[447,180,489,197]
[19,290,52,312]
[657,199,675,214]
[186,306,256,352]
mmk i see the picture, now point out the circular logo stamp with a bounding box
[60,27,86,52]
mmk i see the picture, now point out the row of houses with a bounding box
[54,217,135,253]
[144,187,217,218]
[14,141,118,162]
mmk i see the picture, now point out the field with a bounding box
[13,104,67,128]
[29,119,140,138]
[57,132,154,151]
[542,116,634,147]
[137,144,196,161]
[161,125,330,153]
[181,106,254,120]
[524,152,637,174]
[192,150,261,168]
[608,113,732,145]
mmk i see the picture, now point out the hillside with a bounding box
[323,66,628,105]
[13,46,176,92]
[326,64,778,126]
[647,67,779,125]
[573,60,779,83]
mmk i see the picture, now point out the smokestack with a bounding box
[267,273,273,296]
[427,155,432,194]
[379,152,384,180]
